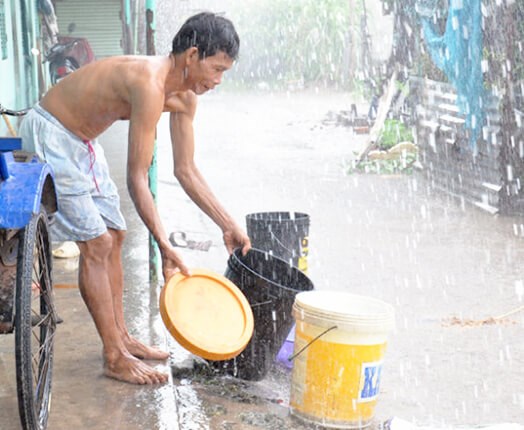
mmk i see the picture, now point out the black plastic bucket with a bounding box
[246,212,310,272]
[209,248,314,381]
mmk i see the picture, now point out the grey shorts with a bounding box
[18,103,126,242]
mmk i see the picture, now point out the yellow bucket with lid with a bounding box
[290,291,395,429]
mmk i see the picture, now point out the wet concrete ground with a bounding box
[1,89,523,429]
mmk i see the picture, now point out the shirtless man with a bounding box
[19,12,251,384]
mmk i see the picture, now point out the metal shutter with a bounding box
[55,0,122,58]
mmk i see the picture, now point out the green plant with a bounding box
[346,152,417,175]
[377,119,414,150]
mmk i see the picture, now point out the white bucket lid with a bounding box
[293,291,395,333]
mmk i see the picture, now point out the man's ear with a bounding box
[186,47,199,64]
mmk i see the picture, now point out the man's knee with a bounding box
[78,232,114,262]
[108,229,126,248]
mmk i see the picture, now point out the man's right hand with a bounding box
[160,245,191,282]
[223,225,251,256]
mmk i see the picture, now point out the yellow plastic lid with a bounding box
[159,269,254,361]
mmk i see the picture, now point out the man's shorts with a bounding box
[18,103,126,242]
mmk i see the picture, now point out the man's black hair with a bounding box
[171,12,239,60]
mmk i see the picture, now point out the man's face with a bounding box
[187,50,234,95]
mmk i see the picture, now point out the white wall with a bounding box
[366,0,394,63]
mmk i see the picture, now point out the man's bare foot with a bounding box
[104,351,169,385]
[124,336,170,360]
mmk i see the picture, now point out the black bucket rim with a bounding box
[246,211,310,224]
[229,247,313,293]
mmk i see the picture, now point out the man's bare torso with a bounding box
[41,55,175,141]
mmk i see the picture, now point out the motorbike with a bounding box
[44,35,95,85]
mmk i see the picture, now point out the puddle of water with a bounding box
[172,365,297,430]
[171,357,388,430]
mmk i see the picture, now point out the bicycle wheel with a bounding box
[15,208,56,430]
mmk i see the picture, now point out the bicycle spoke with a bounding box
[30,311,53,328]
[36,330,55,357]
[31,324,42,342]
[33,348,49,390]
[31,330,55,386]
[31,238,57,322]
[40,291,56,319]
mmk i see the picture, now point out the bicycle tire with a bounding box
[15,208,56,430]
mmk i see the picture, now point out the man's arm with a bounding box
[167,92,250,254]
[126,82,190,279]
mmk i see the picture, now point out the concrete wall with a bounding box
[0,0,40,136]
